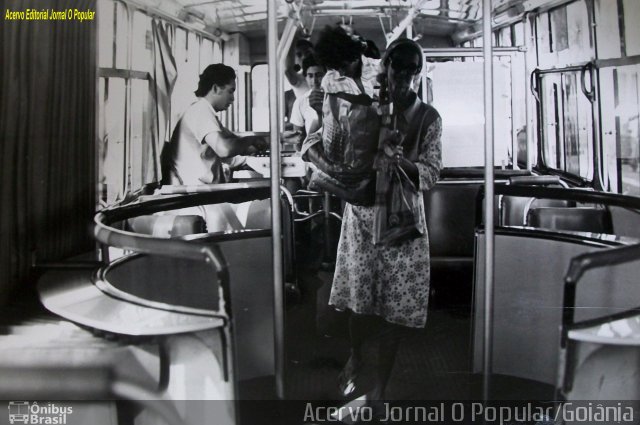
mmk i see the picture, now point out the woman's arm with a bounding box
[415,116,443,191]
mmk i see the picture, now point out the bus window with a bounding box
[98,78,126,205]
[129,79,152,191]
[601,66,640,196]
[536,1,592,69]
[97,0,222,206]
[538,70,594,180]
[623,0,640,56]
[428,58,515,168]
[171,28,199,130]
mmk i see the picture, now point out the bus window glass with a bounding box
[549,6,569,52]
[129,79,151,192]
[97,0,114,68]
[603,65,640,196]
[513,22,525,46]
[539,71,593,179]
[131,11,153,73]
[428,59,513,168]
[200,38,215,72]
[623,0,640,56]
[251,64,269,132]
[565,1,591,62]
[538,1,592,67]
[98,78,126,205]
[541,75,562,169]
[600,68,618,191]
[498,27,512,47]
[213,40,222,62]
[562,73,593,179]
[594,0,621,59]
[115,3,129,69]
[171,28,199,131]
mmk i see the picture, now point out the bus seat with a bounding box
[526,207,614,234]
[425,184,480,261]
[127,215,206,237]
[502,197,573,226]
[424,183,480,306]
[500,175,572,226]
[244,194,298,291]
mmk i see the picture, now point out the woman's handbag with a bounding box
[372,128,424,246]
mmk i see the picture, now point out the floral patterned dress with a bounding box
[329,97,442,328]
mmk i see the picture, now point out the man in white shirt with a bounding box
[163,64,267,232]
[167,63,267,185]
[289,56,326,144]
[285,38,314,99]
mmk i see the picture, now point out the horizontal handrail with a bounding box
[558,243,640,394]
[100,182,270,224]
[562,244,640,341]
[493,185,640,209]
[95,182,271,264]
[565,244,640,285]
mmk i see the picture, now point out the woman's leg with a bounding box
[366,319,408,401]
[340,313,410,400]
[339,312,377,396]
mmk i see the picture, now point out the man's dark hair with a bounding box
[194,63,236,97]
[302,55,325,75]
[295,38,313,52]
[363,39,381,59]
[314,25,364,71]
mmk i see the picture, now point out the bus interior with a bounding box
[1,0,640,424]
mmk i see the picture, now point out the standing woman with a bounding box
[329,38,443,401]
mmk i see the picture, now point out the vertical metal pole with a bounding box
[523,13,534,171]
[268,0,285,399]
[278,19,297,134]
[482,0,495,403]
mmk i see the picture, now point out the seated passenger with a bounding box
[162,64,267,232]
[165,63,267,185]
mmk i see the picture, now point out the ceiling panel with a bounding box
[133,0,523,42]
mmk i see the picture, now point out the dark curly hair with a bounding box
[194,64,236,97]
[302,55,325,75]
[313,25,364,71]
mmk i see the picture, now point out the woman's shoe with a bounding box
[338,355,375,398]
[338,355,360,397]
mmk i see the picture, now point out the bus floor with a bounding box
[281,267,476,402]
[275,276,555,414]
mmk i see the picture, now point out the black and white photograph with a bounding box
[1,0,640,424]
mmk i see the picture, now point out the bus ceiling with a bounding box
[121,0,582,46]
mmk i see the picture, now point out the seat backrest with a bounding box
[424,184,481,258]
[502,197,573,226]
[127,215,207,238]
[501,175,571,226]
[526,207,614,234]
[244,196,296,283]
[508,175,566,186]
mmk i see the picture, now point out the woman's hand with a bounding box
[381,131,404,163]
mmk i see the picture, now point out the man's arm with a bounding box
[204,129,267,158]
[284,47,304,89]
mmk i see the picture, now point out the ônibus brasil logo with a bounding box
[7,402,72,424]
